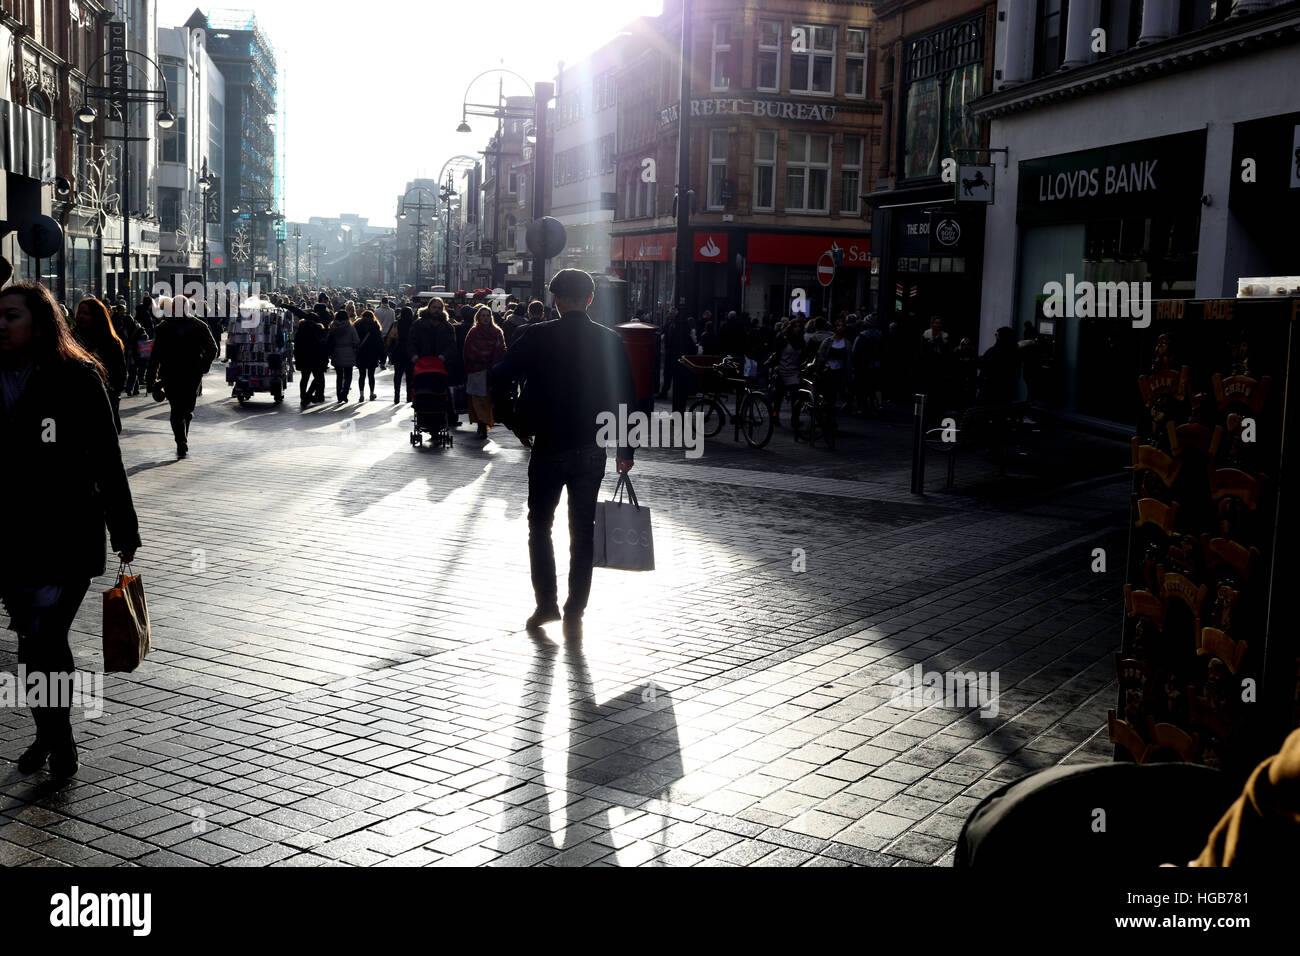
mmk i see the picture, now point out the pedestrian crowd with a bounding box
[654,306,1041,426]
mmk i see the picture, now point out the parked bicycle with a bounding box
[792,361,837,449]
[679,355,774,449]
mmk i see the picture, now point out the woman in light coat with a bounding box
[324,310,360,402]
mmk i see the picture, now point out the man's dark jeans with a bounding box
[167,377,200,450]
[301,364,326,403]
[527,446,607,615]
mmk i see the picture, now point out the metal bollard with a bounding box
[911,392,928,495]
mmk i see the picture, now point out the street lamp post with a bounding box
[294,225,302,287]
[77,36,177,301]
[673,0,696,322]
[398,186,437,291]
[199,157,215,294]
[457,69,537,290]
[440,173,455,291]
[231,189,282,294]
[527,81,555,302]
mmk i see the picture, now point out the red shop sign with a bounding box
[624,233,675,261]
[609,235,625,261]
[747,233,871,267]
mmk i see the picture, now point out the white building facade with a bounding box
[974,0,1300,426]
[155,22,225,288]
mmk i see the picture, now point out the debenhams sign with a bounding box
[659,98,837,127]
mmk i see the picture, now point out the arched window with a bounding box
[29,90,51,114]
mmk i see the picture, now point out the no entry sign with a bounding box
[816,252,836,287]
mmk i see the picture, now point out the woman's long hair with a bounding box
[76,296,125,356]
[472,304,499,331]
[398,306,414,322]
[1,283,106,381]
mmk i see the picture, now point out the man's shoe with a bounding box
[17,739,50,773]
[176,444,188,459]
[48,741,78,779]
[562,614,583,641]
[525,606,561,631]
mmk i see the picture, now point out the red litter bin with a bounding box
[617,320,659,402]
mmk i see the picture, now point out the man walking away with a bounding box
[145,296,217,458]
[375,297,396,369]
[489,269,636,640]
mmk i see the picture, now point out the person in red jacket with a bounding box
[462,304,506,439]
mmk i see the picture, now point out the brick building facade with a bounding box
[611,0,880,322]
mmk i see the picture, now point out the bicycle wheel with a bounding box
[689,397,725,438]
[740,393,773,449]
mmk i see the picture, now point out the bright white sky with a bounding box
[158,0,664,227]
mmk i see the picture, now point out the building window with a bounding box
[790,24,835,95]
[508,170,517,194]
[754,130,777,210]
[757,19,781,92]
[711,21,733,91]
[160,116,188,165]
[28,90,51,114]
[902,17,985,180]
[786,132,830,212]
[845,29,868,97]
[1179,0,1230,33]
[506,215,517,251]
[159,187,183,234]
[841,135,862,215]
[1036,0,1068,75]
[707,130,728,210]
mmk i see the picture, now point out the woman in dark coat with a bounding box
[73,297,127,434]
[0,282,141,779]
[354,309,384,401]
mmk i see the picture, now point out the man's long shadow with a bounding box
[497,634,684,865]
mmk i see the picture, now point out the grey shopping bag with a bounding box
[593,472,655,571]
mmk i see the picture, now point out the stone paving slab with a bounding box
[0,364,1130,866]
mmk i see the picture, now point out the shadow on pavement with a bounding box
[494,634,683,865]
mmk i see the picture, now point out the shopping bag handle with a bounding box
[612,471,641,509]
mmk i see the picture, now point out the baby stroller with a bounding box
[410,355,454,448]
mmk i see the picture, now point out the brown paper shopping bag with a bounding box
[103,563,151,673]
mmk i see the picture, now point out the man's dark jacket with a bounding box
[489,310,636,460]
[146,316,218,388]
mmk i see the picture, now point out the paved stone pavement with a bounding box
[1,361,1132,867]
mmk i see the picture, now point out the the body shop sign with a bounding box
[1017,131,1206,225]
